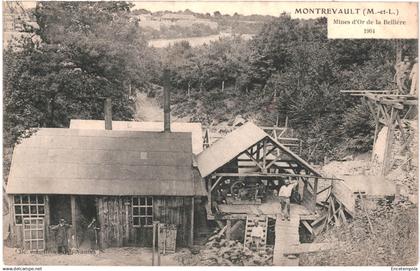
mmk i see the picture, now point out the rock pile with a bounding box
[199,238,273,266]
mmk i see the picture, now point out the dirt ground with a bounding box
[3,246,186,266]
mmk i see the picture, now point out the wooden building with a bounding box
[6,128,206,252]
[195,122,336,235]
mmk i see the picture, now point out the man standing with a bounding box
[87,218,100,253]
[50,218,71,254]
[394,56,411,94]
[409,57,418,96]
[278,179,298,221]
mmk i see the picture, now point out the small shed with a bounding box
[6,128,206,251]
[196,122,326,220]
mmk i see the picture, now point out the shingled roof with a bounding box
[6,128,206,196]
[70,119,203,155]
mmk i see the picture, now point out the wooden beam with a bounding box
[311,214,327,227]
[190,197,194,247]
[244,151,264,170]
[262,139,267,173]
[152,222,156,265]
[382,107,397,175]
[266,151,285,169]
[226,220,231,240]
[207,179,212,215]
[210,176,223,192]
[8,195,15,247]
[302,220,313,235]
[313,178,319,207]
[316,185,331,195]
[70,195,77,248]
[213,172,337,180]
[341,89,391,93]
[300,214,321,221]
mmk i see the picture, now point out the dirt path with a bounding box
[134,92,164,122]
[134,91,190,122]
[3,246,185,266]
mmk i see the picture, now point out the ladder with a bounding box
[244,215,268,250]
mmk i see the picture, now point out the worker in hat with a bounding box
[409,57,418,96]
[250,219,264,251]
[394,56,411,94]
[49,218,71,254]
[87,218,100,253]
[278,179,298,221]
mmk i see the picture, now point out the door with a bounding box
[23,217,45,252]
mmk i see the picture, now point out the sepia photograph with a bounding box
[2,1,418,268]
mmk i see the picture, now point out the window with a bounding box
[132,197,153,227]
[14,195,45,225]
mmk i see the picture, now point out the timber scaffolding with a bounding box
[195,122,350,265]
[203,121,303,155]
[341,90,418,175]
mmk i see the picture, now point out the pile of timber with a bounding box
[200,238,273,266]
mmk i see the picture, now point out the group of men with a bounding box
[49,217,99,254]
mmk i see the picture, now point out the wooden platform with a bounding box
[272,204,311,266]
[218,201,311,217]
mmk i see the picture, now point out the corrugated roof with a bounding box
[70,119,203,155]
[196,122,321,178]
[7,128,206,196]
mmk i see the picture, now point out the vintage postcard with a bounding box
[2,1,418,269]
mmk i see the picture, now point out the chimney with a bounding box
[163,69,171,132]
[104,97,112,130]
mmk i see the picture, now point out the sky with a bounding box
[18,1,418,20]
[18,1,322,17]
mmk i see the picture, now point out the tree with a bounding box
[4,2,157,146]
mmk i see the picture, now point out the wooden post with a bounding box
[70,195,77,248]
[226,220,231,240]
[8,195,15,247]
[44,195,50,250]
[262,139,267,173]
[382,108,397,175]
[313,178,319,209]
[157,223,161,266]
[190,197,194,247]
[152,222,156,266]
[207,178,212,213]
[124,201,130,245]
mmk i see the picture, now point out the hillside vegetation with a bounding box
[160,16,417,162]
[3,3,418,164]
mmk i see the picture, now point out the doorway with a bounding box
[75,196,97,250]
[49,195,72,225]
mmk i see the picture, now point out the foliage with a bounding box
[300,202,418,266]
[4,2,157,146]
[162,14,417,161]
[141,23,219,39]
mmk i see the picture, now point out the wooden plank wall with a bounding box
[97,197,125,248]
[154,196,192,247]
[98,196,193,248]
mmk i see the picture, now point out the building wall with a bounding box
[97,196,193,248]
[9,194,194,250]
